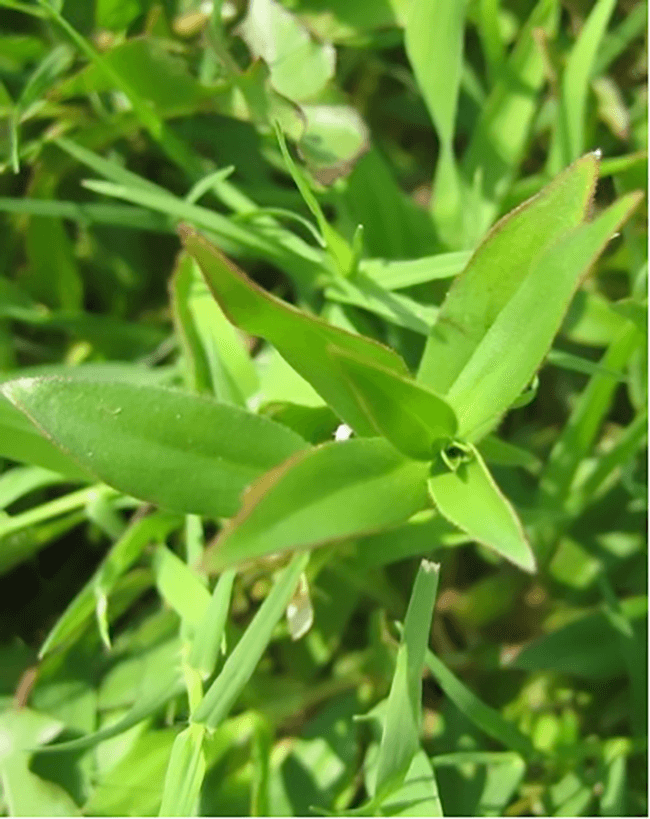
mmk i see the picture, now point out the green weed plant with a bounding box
[0,0,646,815]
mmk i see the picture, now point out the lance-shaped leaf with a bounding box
[180,225,410,435]
[328,345,457,460]
[418,153,599,393]
[0,377,307,519]
[448,191,643,440]
[204,438,431,572]
[428,445,536,573]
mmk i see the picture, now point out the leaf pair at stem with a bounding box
[1,153,641,577]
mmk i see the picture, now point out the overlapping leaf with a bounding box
[0,376,307,519]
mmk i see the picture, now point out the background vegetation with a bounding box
[0,0,647,816]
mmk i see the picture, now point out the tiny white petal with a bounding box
[334,423,353,441]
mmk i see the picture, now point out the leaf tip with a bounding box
[420,559,440,574]
[177,222,197,244]
[518,546,537,575]
[0,375,39,405]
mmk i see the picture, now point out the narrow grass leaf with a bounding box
[0,465,67,510]
[405,0,467,243]
[171,253,257,403]
[448,191,642,440]
[275,125,352,276]
[83,180,322,287]
[479,436,542,472]
[324,276,438,335]
[360,251,472,290]
[192,552,309,728]
[181,226,411,435]
[426,649,535,757]
[159,724,206,818]
[0,376,307,519]
[546,348,627,381]
[540,321,643,509]
[428,445,536,572]
[329,345,457,460]
[548,0,617,172]
[153,546,211,629]
[418,153,598,394]
[0,195,173,230]
[378,748,443,816]
[462,0,559,242]
[55,136,167,195]
[39,511,180,657]
[374,561,440,802]
[34,667,186,753]
[204,438,431,572]
[571,408,648,513]
[188,569,236,677]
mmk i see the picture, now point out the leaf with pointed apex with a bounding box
[428,445,536,573]
[329,345,457,460]
[0,376,307,519]
[204,438,431,572]
[180,226,410,435]
[448,191,643,440]
[418,153,600,394]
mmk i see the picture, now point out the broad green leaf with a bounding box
[159,724,206,818]
[239,0,335,102]
[462,0,560,242]
[0,393,91,480]
[447,191,643,440]
[298,104,370,177]
[193,552,309,728]
[204,438,431,572]
[426,650,536,757]
[1,376,307,519]
[418,152,599,394]
[374,561,440,802]
[181,226,411,435]
[329,345,457,460]
[428,444,536,572]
